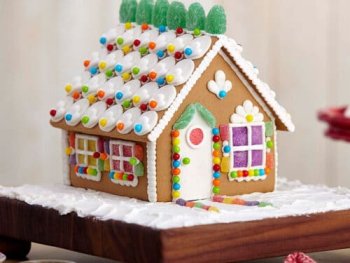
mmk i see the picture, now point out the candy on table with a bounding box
[148,31,176,52]
[99,25,125,46]
[131,82,159,107]
[115,79,141,104]
[65,98,90,126]
[148,56,176,81]
[131,53,158,78]
[167,34,193,55]
[98,104,123,132]
[148,84,176,111]
[116,107,142,134]
[165,59,195,86]
[133,29,159,51]
[175,199,220,213]
[115,26,142,49]
[212,195,272,207]
[133,111,158,135]
[97,76,124,101]
[81,101,107,128]
[81,73,106,97]
[50,96,74,122]
[98,50,124,72]
[114,51,141,80]
[184,35,212,60]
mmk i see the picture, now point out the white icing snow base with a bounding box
[1,178,350,230]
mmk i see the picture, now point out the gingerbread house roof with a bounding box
[50,24,294,141]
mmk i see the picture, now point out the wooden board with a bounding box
[1,196,350,263]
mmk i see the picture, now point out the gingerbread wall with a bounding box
[156,50,276,202]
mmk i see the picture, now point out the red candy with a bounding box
[133,39,141,47]
[127,174,134,181]
[213,164,220,172]
[106,44,114,52]
[106,98,114,106]
[212,135,220,142]
[140,75,149,83]
[173,153,180,160]
[176,27,184,35]
[50,109,56,117]
[243,170,249,177]
[174,51,183,60]
[140,103,148,111]
[93,152,100,159]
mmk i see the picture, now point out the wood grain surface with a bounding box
[1,196,350,263]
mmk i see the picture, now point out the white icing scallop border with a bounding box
[147,141,157,202]
[61,130,71,185]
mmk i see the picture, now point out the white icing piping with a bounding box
[274,123,278,190]
[61,130,71,185]
[148,38,224,141]
[147,141,157,202]
[219,35,295,132]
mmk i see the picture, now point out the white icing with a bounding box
[2,178,350,229]
[116,26,142,48]
[110,176,138,187]
[65,99,90,126]
[51,96,74,122]
[150,31,176,52]
[115,79,141,104]
[131,82,159,107]
[97,76,124,101]
[100,25,125,45]
[148,85,176,111]
[65,72,90,95]
[133,111,158,136]
[146,141,157,202]
[98,50,124,72]
[230,100,264,123]
[135,29,159,50]
[184,35,212,60]
[149,56,176,79]
[98,104,123,132]
[116,107,141,134]
[166,59,195,86]
[61,130,70,185]
[81,101,107,128]
[207,70,232,99]
[115,51,141,75]
[131,53,158,78]
[167,34,193,54]
[87,50,108,70]
[82,73,106,97]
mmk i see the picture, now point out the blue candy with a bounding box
[184,47,192,56]
[89,66,98,75]
[157,50,165,58]
[134,124,143,133]
[115,92,123,100]
[156,77,165,86]
[213,172,221,179]
[65,114,72,121]
[219,90,227,98]
[259,169,265,176]
[212,127,219,135]
[115,64,123,72]
[109,171,115,179]
[99,36,107,45]
[159,25,166,33]
[223,145,231,153]
[173,183,181,190]
[172,160,181,168]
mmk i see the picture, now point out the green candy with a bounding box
[139,46,148,55]
[105,69,114,78]
[186,3,206,31]
[173,175,180,183]
[267,140,274,149]
[122,100,131,108]
[81,116,89,124]
[193,28,201,37]
[91,169,98,176]
[182,157,190,165]
[129,157,138,166]
[116,37,124,45]
[135,162,145,177]
[152,0,169,27]
[254,169,259,176]
[136,0,154,25]
[132,67,140,75]
[173,145,180,153]
[167,1,187,30]
[123,173,128,180]
[230,171,237,178]
[212,186,220,194]
[82,85,89,93]
[213,143,220,150]
[205,5,226,34]
[119,0,137,23]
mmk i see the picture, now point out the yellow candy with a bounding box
[166,74,174,83]
[172,190,180,199]
[223,197,232,204]
[65,84,72,93]
[122,45,131,54]
[220,157,230,172]
[172,138,180,146]
[213,157,221,165]
[167,44,175,53]
[87,94,97,104]
[125,22,132,30]
[122,72,131,81]
[65,147,72,155]
[249,170,254,176]
[246,114,254,122]
[208,206,220,213]
[99,118,107,127]
[133,96,141,104]
[98,61,107,70]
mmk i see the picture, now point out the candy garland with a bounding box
[175,198,220,213]
[212,195,272,207]
[212,127,221,195]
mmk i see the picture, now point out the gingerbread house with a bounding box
[50,0,294,202]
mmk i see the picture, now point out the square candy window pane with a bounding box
[252,150,263,167]
[87,140,97,152]
[88,156,97,166]
[77,139,85,150]
[123,161,133,173]
[112,160,121,171]
[77,154,86,165]
[123,145,133,157]
[232,127,248,146]
[112,144,120,156]
[252,125,263,145]
[233,151,248,168]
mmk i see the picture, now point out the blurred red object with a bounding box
[284,252,316,263]
[318,106,350,142]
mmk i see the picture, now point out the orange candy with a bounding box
[265,168,271,175]
[172,168,181,175]
[149,71,157,80]
[74,166,79,173]
[149,41,156,50]
[72,91,80,100]
[149,100,157,108]
[213,179,220,186]
[83,60,90,68]
[100,153,108,160]
[141,23,149,30]
[213,150,220,157]
[117,123,124,131]
[171,130,179,138]
[237,170,243,177]
[97,90,105,99]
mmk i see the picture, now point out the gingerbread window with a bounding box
[75,134,99,168]
[109,140,135,174]
[229,123,266,169]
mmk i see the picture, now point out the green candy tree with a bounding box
[136,0,154,25]
[167,1,187,30]
[119,0,137,23]
[186,2,206,31]
[152,0,170,27]
[205,5,227,34]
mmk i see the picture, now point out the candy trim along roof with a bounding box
[50,23,294,141]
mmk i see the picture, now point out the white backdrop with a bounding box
[0,0,349,188]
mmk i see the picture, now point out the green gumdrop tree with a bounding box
[205,5,227,34]
[119,0,137,23]
[186,2,206,31]
[152,0,170,27]
[136,0,154,25]
[167,1,187,30]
